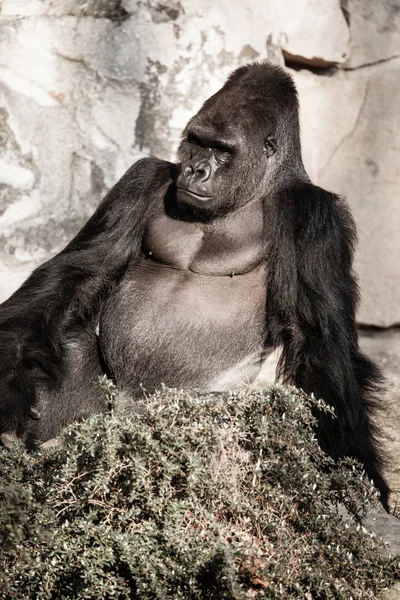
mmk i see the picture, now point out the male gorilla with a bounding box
[0,62,389,508]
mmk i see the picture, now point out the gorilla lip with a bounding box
[177,187,213,202]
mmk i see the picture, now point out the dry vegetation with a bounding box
[0,382,398,599]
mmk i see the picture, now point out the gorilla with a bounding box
[0,62,389,509]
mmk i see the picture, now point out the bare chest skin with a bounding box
[143,198,267,276]
[100,197,269,394]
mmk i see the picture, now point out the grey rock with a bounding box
[382,582,400,600]
[335,503,400,557]
[278,0,350,66]
[344,0,400,69]
[362,507,400,556]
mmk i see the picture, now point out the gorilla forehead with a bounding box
[189,62,298,138]
[225,61,298,101]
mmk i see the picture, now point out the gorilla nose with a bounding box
[183,160,211,184]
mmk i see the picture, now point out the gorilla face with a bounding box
[176,120,274,220]
[176,71,285,220]
[177,124,237,205]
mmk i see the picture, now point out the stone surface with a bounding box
[278,0,350,66]
[0,0,129,17]
[382,582,400,600]
[337,504,400,557]
[343,0,400,68]
[0,0,399,325]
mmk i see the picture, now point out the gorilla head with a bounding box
[176,63,304,221]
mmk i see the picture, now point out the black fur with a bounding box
[0,62,389,509]
[266,183,388,503]
[0,158,170,436]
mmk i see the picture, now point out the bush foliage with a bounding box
[0,383,398,599]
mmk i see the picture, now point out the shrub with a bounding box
[0,383,398,599]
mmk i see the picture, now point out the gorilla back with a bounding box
[0,62,390,509]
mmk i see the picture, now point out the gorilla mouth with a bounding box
[177,187,213,202]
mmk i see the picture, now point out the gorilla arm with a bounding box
[0,157,172,435]
[266,183,389,509]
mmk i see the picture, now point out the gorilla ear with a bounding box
[263,135,276,158]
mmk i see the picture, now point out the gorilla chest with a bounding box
[100,205,269,393]
[143,206,266,276]
[134,207,268,339]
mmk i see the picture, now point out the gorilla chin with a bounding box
[175,186,222,222]
[176,187,213,203]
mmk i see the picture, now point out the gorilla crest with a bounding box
[0,62,389,509]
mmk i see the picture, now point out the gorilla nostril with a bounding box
[182,160,211,184]
[194,161,211,182]
[183,164,194,177]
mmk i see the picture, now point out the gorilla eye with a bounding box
[187,133,203,147]
[263,136,276,158]
[187,131,231,155]
[212,143,231,154]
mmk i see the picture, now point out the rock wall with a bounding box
[0,0,399,326]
